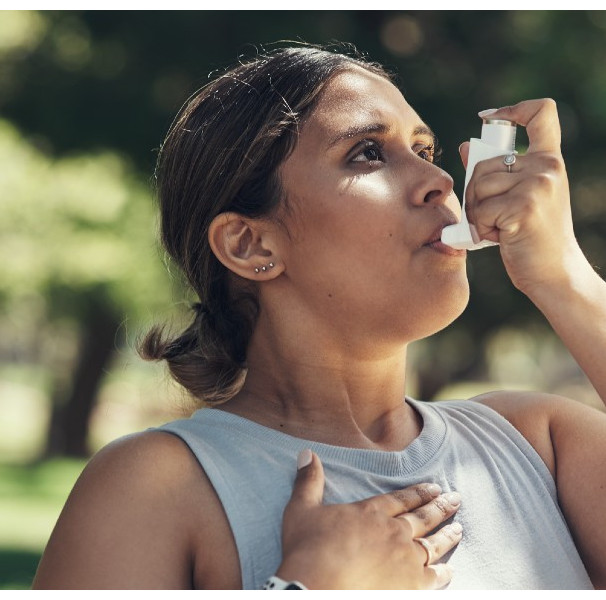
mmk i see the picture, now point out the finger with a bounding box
[356,482,442,518]
[424,521,463,563]
[465,190,508,243]
[465,169,526,229]
[471,173,525,210]
[470,181,552,244]
[458,141,470,170]
[480,98,561,154]
[413,536,433,567]
[466,163,524,209]
[400,492,461,538]
[288,450,325,509]
[424,563,454,590]
[470,150,524,183]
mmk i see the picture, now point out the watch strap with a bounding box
[262,575,307,590]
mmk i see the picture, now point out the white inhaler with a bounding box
[441,118,517,250]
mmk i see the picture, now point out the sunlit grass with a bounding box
[0,459,85,589]
[0,356,184,589]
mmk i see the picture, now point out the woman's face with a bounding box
[274,66,470,346]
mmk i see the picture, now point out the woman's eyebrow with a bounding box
[327,123,436,150]
[326,123,389,149]
[413,125,437,144]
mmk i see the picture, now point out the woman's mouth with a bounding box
[422,223,467,257]
[424,238,467,257]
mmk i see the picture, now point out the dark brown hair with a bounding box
[141,44,391,405]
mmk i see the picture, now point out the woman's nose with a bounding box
[415,167,454,206]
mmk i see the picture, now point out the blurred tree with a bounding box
[1,10,606,455]
[0,119,174,456]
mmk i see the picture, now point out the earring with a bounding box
[255,262,275,274]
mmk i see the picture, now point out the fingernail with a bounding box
[449,521,463,534]
[458,142,465,153]
[426,483,442,497]
[478,108,498,117]
[297,449,312,470]
[431,563,454,588]
[444,491,461,507]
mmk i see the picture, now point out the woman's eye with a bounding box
[351,141,384,163]
[416,143,442,164]
[416,144,434,162]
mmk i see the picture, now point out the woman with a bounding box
[33,45,606,590]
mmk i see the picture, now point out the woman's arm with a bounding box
[466,98,606,586]
[480,390,606,589]
[466,99,606,402]
[32,432,209,589]
[465,99,606,403]
[521,253,606,401]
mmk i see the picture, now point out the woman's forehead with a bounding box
[300,67,424,145]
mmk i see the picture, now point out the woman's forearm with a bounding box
[525,255,606,404]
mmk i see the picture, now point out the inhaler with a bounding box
[441,118,517,250]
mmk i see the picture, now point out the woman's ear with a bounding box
[208,212,284,280]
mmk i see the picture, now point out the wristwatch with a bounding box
[262,575,307,590]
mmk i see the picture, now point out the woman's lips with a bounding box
[421,222,467,257]
[424,239,467,257]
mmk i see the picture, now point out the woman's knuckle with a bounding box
[550,155,565,174]
[517,200,537,222]
[432,539,443,555]
[390,488,410,504]
[413,486,433,504]
[528,171,554,194]
[395,519,411,540]
[358,500,378,518]
[441,526,457,544]
[433,497,450,516]
[542,97,557,112]
[414,507,429,523]
[537,153,563,173]
[397,514,414,536]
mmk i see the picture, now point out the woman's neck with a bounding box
[219,321,421,451]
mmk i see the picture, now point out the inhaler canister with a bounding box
[480,119,517,153]
[441,118,517,250]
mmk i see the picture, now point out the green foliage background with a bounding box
[1,9,606,589]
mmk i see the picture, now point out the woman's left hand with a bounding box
[462,98,586,296]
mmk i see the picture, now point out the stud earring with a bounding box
[254,262,275,274]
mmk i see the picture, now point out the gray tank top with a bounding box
[156,398,592,589]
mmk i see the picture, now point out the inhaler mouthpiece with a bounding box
[441,117,517,250]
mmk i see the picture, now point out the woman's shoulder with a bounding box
[83,428,236,546]
[470,388,581,432]
[415,393,555,474]
[34,429,239,589]
[93,428,200,479]
[468,390,581,478]
[48,429,206,515]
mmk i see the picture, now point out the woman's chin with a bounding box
[423,281,471,336]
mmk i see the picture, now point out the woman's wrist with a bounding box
[518,245,595,310]
[521,249,606,401]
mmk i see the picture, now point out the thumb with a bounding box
[458,141,470,170]
[289,449,325,509]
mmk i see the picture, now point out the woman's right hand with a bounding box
[276,450,462,590]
